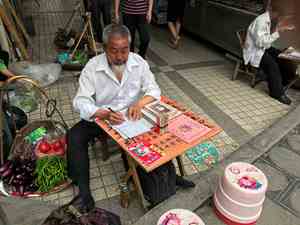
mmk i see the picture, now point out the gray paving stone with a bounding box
[0,198,56,225]
[196,198,300,225]
[289,185,300,215]
[287,135,300,154]
[269,147,300,178]
[254,160,289,192]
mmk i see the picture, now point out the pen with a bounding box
[108,107,116,113]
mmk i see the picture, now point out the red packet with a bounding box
[127,141,161,165]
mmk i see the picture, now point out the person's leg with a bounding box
[67,120,105,210]
[167,0,178,43]
[101,0,112,27]
[90,0,103,42]
[136,14,150,58]
[268,47,296,86]
[83,0,89,11]
[260,50,289,103]
[123,14,137,53]
[168,22,178,41]
[175,19,181,39]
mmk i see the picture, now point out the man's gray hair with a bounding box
[102,24,131,46]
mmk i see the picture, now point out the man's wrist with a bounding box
[93,109,110,120]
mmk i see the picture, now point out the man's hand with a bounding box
[128,103,142,121]
[277,19,295,32]
[108,111,125,125]
[93,109,124,125]
[114,13,120,24]
[146,11,152,24]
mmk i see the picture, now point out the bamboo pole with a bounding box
[0,3,28,60]
[0,18,9,52]
[70,20,89,59]
[87,13,97,55]
[3,0,31,45]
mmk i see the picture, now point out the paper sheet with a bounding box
[111,111,153,139]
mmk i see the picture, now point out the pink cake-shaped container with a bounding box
[214,162,268,225]
[157,209,205,225]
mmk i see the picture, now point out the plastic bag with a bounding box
[42,196,122,225]
[7,84,39,113]
[9,61,62,87]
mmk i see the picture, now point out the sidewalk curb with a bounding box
[133,104,300,225]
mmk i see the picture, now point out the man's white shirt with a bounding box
[243,11,280,68]
[73,52,161,121]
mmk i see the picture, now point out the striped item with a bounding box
[122,0,149,15]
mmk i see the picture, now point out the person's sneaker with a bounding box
[277,94,292,105]
[175,175,195,189]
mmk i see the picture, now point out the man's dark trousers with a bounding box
[90,0,112,42]
[67,120,104,201]
[123,14,150,59]
[259,47,290,99]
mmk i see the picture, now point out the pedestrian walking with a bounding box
[114,0,153,59]
[167,0,186,49]
[88,0,112,43]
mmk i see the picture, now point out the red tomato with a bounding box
[39,141,51,153]
[56,147,65,155]
[60,136,66,146]
[52,140,62,151]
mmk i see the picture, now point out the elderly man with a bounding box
[67,24,161,212]
[243,1,294,105]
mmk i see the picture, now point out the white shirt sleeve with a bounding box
[141,61,161,100]
[253,20,280,49]
[73,63,99,121]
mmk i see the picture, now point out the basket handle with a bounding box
[0,76,69,164]
[3,75,68,128]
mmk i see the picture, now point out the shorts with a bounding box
[167,0,186,22]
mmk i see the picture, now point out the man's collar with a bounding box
[263,11,271,23]
[95,53,139,73]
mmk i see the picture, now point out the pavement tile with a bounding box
[100,164,115,175]
[268,147,300,178]
[105,184,120,198]
[93,188,107,201]
[90,178,104,190]
[102,174,118,186]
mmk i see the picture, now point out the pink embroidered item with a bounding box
[168,115,211,143]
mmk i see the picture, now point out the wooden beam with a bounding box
[0,3,28,60]
[3,0,32,45]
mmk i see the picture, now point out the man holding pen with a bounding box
[67,24,160,213]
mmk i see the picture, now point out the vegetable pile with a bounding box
[0,158,38,195]
[36,136,66,156]
[34,156,68,193]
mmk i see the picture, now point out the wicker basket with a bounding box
[0,76,71,197]
[10,120,67,161]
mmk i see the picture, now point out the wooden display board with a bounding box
[95,96,222,172]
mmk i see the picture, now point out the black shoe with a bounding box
[176,175,195,189]
[70,194,95,214]
[277,94,292,105]
[81,195,95,213]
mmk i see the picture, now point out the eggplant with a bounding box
[1,168,13,178]
[19,185,24,196]
[8,175,15,185]
[0,160,12,174]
